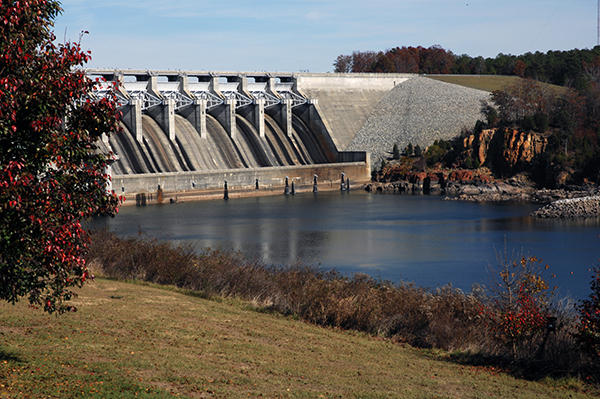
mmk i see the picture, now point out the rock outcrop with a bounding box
[365,169,599,204]
[365,168,493,195]
[459,128,548,170]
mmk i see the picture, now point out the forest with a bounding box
[333,45,600,90]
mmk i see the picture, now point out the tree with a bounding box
[351,51,378,72]
[513,60,527,77]
[480,101,498,127]
[333,55,352,73]
[414,145,422,157]
[0,1,121,313]
[392,143,400,160]
[405,143,413,156]
[424,142,448,167]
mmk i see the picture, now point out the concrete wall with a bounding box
[296,74,415,150]
[296,73,414,90]
[337,151,370,165]
[112,161,370,194]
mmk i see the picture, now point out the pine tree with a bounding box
[392,143,400,159]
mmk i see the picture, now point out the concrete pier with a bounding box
[121,98,143,143]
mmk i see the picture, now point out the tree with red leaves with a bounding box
[480,256,554,360]
[0,1,121,313]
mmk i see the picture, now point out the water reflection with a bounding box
[88,192,600,298]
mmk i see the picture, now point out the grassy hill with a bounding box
[0,279,597,398]
[426,75,568,94]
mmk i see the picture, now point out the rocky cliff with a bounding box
[459,128,548,172]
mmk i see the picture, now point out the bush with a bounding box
[577,267,600,360]
[533,112,550,132]
[86,230,482,350]
[480,256,554,360]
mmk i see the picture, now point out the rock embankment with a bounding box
[364,168,599,204]
[444,181,599,203]
[532,196,600,218]
[347,77,490,163]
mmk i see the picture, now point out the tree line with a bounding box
[334,45,600,90]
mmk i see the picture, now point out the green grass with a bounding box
[426,75,568,94]
[0,279,597,398]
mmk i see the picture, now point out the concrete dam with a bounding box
[88,70,489,198]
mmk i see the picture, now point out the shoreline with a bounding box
[363,179,600,217]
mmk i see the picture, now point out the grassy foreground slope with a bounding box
[0,279,596,399]
[426,75,567,94]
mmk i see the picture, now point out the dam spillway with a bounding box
[88,70,488,197]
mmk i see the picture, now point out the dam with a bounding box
[88,70,489,199]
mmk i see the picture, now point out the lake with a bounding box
[89,191,600,299]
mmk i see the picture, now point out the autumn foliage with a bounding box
[480,256,553,359]
[333,45,600,89]
[334,46,455,74]
[0,1,120,313]
[577,267,600,360]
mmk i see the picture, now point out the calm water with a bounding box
[89,191,600,298]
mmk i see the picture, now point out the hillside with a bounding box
[426,75,568,94]
[0,279,597,398]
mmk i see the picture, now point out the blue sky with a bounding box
[54,0,595,72]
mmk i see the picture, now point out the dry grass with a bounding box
[86,230,486,352]
[1,278,598,398]
[426,75,568,94]
[83,230,598,379]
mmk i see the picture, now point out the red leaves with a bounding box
[577,266,600,359]
[0,0,119,314]
[481,256,554,358]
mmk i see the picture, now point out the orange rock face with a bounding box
[461,128,547,169]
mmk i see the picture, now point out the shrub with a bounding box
[88,232,593,377]
[577,266,600,360]
[480,256,555,360]
[86,230,482,350]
